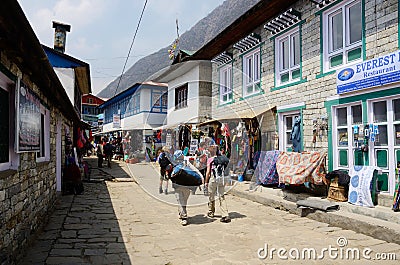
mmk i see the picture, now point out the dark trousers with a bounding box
[97,155,103,168]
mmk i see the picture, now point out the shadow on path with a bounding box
[21,181,132,264]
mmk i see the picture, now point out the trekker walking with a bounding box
[157,146,172,194]
[97,140,104,168]
[104,140,113,168]
[205,145,231,223]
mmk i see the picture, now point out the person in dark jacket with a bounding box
[63,156,84,195]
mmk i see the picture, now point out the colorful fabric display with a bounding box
[276,151,327,185]
[253,151,281,185]
[348,166,375,207]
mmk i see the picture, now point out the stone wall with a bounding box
[211,0,399,156]
[0,52,71,264]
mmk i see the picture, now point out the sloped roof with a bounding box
[42,45,91,95]
[0,0,80,122]
[188,0,298,61]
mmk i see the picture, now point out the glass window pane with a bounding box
[337,107,347,126]
[330,12,343,52]
[393,99,400,121]
[351,105,362,124]
[286,116,293,129]
[292,33,300,66]
[281,39,289,70]
[254,53,260,81]
[286,132,292,145]
[348,48,361,62]
[349,2,362,45]
[338,128,348,146]
[394,124,400,146]
[373,101,387,122]
[374,125,388,146]
[281,73,289,83]
[247,57,252,83]
[377,173,389,192]
[330,54,343,67]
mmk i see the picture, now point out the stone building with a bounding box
[0,1,84,263]
[188,0,400,197]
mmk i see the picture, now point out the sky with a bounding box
[17,0,225,95]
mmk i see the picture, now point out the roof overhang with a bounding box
[0,1,80,123]
[152,60,211,83]
[188,0,298,61]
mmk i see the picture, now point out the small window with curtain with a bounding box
[175,84,188,109]
[219,64,232,103]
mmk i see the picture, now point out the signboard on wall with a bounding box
[337,50,400,94]
[113,114,120,128]
[16,80,41,152]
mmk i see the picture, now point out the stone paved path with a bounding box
[20,160,400,264]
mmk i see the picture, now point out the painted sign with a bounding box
[16,81,41,152]
[337,50,400,94]
[113,114,120,128]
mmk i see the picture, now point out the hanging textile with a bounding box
[348,166,376,208]
[253,151,281,185]
[276,151,327,185]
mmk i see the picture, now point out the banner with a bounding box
[337,50,400,94]
[16,80,41,152]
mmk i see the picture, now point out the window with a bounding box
[124,93,140,117]
[36,106,50,162]
[152,91,167,112]
[275,28,301,86]
[333,103,363,171]
[278,110,301,152]
[88,98,93,104]
[368,97,400,194]
[323,0,362,71]
[175,84,188,109]
[0,72,18,171]
[219,64,233,103]
[243,48,261,96]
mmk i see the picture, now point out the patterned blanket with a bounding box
[253,151,281,185]
[276,151,327,185]
[348,166,375,207]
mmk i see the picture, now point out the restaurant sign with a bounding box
[337,50,400,94]
[16,80,41,152]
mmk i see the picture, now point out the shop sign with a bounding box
[189,139,198,155]
[16,81,41,152]
[113,114,120,128]
[337,50,400,94]
[166,134,172,147]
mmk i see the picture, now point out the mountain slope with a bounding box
[97,0,259,98]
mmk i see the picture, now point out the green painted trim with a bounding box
[241,45,262,98]
[217,99,235,108]
[277,104,306,113]
[324,86,400,170]
[241,89,265,100]
[318,0,365,75]
[271,78,307,91]
[273,23,304,89]
[270,20,305,40]
[316,70,335,79]
[0,62,17,82]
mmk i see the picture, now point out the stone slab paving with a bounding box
[20,161,400,264]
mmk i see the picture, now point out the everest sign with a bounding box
[336,50,400,94]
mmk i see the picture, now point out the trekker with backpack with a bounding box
[157,146,172,194]
[104,140,113,168]
[205,145,231,223]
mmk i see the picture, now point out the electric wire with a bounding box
[112,0,149,97]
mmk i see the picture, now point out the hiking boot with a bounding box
[220,216,231,223]
[164,189,168,195]
[180,219,188,226]
[159,187,163,194]
[207,211,214,218]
